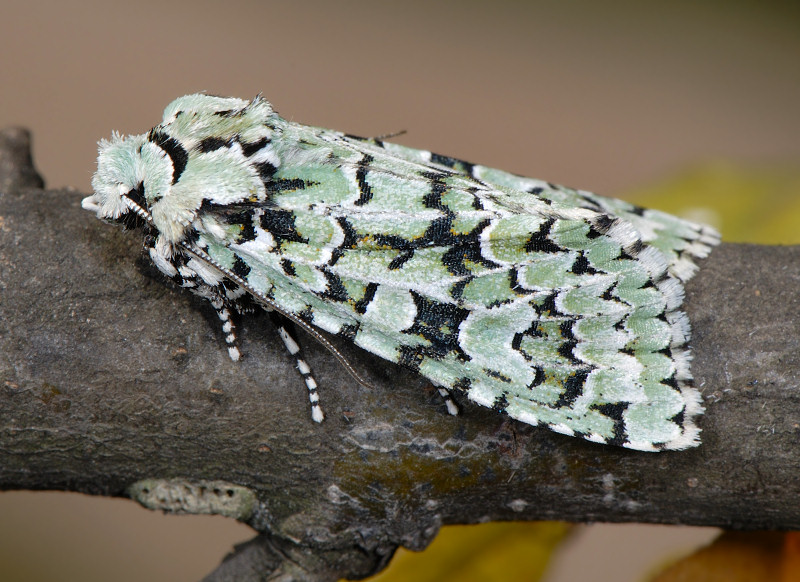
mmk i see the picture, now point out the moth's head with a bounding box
[84,132,174,230]
[84,94,277,244]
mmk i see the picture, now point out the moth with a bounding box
[83,94,719,451]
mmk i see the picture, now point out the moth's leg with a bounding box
[437,387,460,416]
[209,297,241,362]
[145,233,244,363]
[269,312,324,423]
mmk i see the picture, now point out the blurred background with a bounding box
[1,1,798,580]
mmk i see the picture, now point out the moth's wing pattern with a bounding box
[345,136,721,280]
[188,127,708,451]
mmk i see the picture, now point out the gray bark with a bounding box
[1,127,799,581]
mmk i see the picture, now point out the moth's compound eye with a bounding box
[124,184,147,210]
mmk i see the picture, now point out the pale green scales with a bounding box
[84,94,720,451]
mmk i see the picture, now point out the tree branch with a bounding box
[2,128,798,581]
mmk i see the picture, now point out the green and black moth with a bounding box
[84,94,719,451]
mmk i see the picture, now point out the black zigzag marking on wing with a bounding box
[449,276,472,301]
[439,218,501,276]
[203,206,259,243]
[328,217,360,266]
[536,292,564,317]
[485,369,512,383]
[371,232,414,250]
[589,402,629,447]
[388,250,415,270]
[319,269,349,302]
[554,369,590,408]
[575,191,604,212]
[232,256,251,279]
[353,154,375,206]
[397,344,425,371]
[429,152,476,176]
[421,172,451,213]
[406,291,470,358]
[524,218,562,253]
[557,320,581,365]
[668,396,686,428]
[354,282,379,314]
[260,209,307,244]
[570,253,597,275]
[527,366,546,388]
[511,322,543,362]
[266,178,310,194]
[586,214,614,239]
[280,258,296,277]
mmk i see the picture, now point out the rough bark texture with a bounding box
[1,127,799,580]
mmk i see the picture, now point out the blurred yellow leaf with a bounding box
[780,533,800,582]
[626,162,800,245]
[353,522,572,582]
